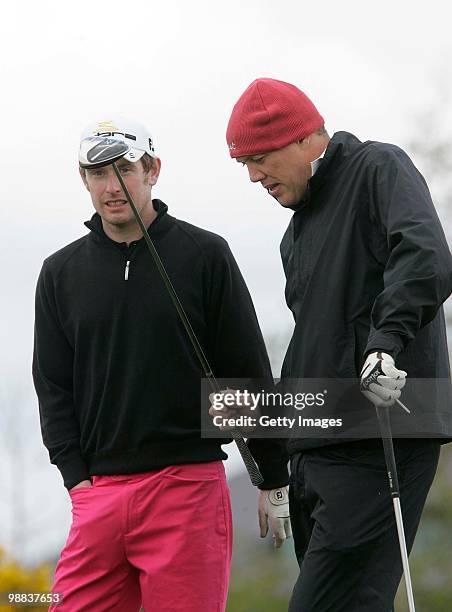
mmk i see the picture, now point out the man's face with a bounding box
[80,157,160,230]
[237,141,312,207]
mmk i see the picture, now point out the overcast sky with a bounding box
[1,0,451,563]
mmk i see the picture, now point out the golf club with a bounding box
[359,356,415,610]
[79,136,264,486]
[375,406,416,612]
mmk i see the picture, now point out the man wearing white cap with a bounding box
[226,78,452,611]
[33,116,289,611]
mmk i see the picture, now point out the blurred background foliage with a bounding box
[0,547,51,611]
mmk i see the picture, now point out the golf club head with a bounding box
[79,135,130,169]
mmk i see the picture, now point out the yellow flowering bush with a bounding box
[0,547,52,611]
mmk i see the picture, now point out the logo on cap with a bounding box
[97,120,120,132]
[228,141,236,151]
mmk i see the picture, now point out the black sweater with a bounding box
[33,200,288,489]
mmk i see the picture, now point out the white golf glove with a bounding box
[360,351,407,408]
[258,486,292,549]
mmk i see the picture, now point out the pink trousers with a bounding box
[50,461,232,611]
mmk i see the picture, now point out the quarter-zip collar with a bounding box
[84,198,173,246]
[290,131,361,212]
[308,131,361,193]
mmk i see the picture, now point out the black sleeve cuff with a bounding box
[57,451,91,490]
[365,331,405,361]
[256,458,290,490]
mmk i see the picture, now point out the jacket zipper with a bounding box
[124,260,130,281]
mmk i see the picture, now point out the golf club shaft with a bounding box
[376,406,416,612]
[393,497,416,612]
[112,162,264,486]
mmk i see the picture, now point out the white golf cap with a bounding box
[79,116,157,165]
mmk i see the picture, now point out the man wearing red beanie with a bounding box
[226,78,452,611]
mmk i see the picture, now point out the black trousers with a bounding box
[288,439,441,612]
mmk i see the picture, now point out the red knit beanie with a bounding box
[226,78,324,158]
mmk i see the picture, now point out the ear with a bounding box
[296,137,311,151]
[146,157,162,187]
[79,167,90,192]
[297,135,322,162]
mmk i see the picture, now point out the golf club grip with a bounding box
[375,406,400,496]
[112,163,264,487]
[206,379,264,486]
[232,434,264,486]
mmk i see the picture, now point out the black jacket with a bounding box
[281,132,452,452]
[33,200,288,489]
